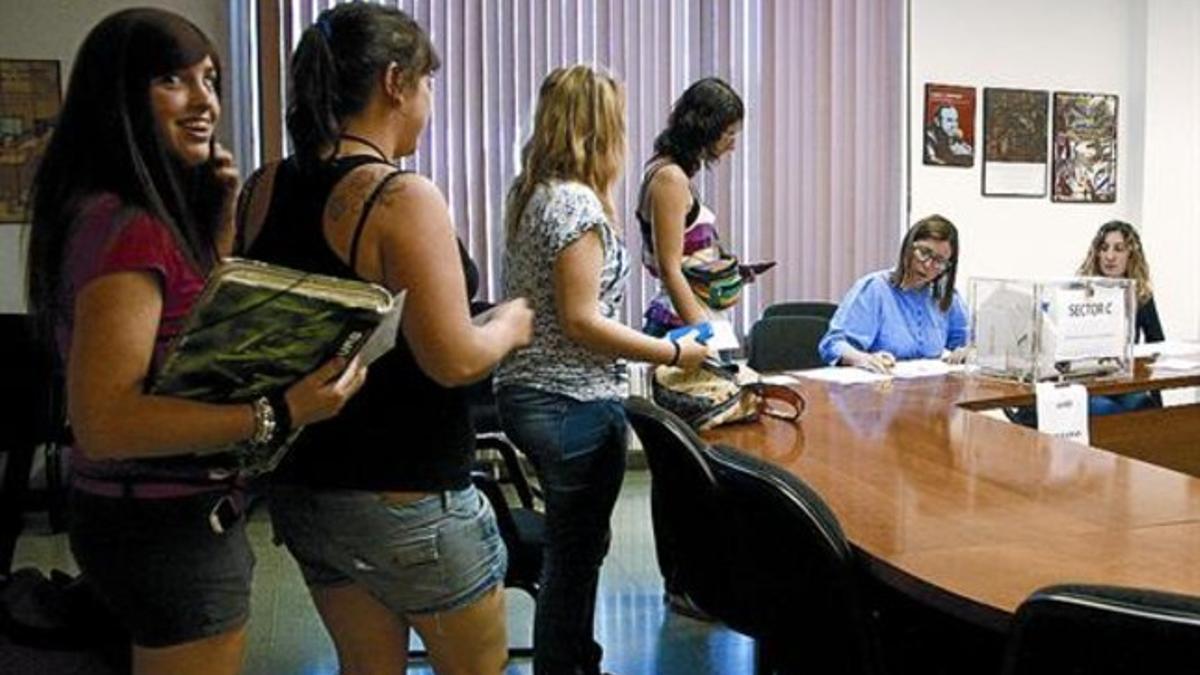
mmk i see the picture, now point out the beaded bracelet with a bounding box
[250,396,277,447]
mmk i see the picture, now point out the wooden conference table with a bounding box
[705,361,1200,630]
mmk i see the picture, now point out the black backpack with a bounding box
[0,568,130,671]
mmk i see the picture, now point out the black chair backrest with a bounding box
[1002,584,1200,675]
[763,300,838,320]
[748,315,829,371]
[623,398,723,598]
[704,444,880,674]
[1,314,66,449]
[624,397,717,492]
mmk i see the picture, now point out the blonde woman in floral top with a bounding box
[495,65,706,675]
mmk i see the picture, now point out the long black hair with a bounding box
[651,77,744,176]
[27,8,224,341]
[288,3,440,169]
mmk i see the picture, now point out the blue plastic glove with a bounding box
[666,321,714,345]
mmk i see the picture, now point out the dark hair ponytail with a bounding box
[287,25,342,168]
[286,4,440,169]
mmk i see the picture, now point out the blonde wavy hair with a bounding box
[1077,220,1154,304]
[505,64,626,240]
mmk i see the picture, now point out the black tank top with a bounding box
[247,155,477,491]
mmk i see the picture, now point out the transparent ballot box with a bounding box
[970,277,1135,382]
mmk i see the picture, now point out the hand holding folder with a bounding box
[149,258,401,474]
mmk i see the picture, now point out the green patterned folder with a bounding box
[149,258,401,475]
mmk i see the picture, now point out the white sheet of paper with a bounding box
[787,366,891,385]
[357,290,406,366]
[1148,357,1200,372]
[983,161,1046,196]
[707,319,741,351]
[889,359,962,379]
[1133,340,1200,359]
[1035,382,1089,445]
[759,373,804,386]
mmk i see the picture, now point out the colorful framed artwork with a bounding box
[923,83,976,167]
[0,59,61,223]
[1052,92,1118,203]
[982,87,1049,197]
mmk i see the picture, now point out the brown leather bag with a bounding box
[651,362,805,431]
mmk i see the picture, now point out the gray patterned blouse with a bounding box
[495,180,630,401]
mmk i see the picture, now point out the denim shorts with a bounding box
[67,488,255,648]
[268,485,507,615]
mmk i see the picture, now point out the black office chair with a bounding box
[747,315,829,371]
[452,306,543,659]
[623,398,723,614]
[1,314,69,575]
[624,398,882,674]
[762,301,838,320]
[405,382,543,661]
[705,444,883,674]
[1001,584,1200,675]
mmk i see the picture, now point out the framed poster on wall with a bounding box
[923,83,976,167]
[0,59,61,223]
[1052,92,1118,203]
[982,87,1049,197]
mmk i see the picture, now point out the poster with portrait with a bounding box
[982,87,1049,197]
[923,83,975,167]
[0,59,61,223]
[1052,92,1118,203]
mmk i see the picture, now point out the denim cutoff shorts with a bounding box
[269,484,507,615]
[67,488,255,648]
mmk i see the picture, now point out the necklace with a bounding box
[339,133,391,162]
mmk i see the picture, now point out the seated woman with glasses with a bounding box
[818,214,969,373]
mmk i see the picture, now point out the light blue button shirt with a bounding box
[818,269,969,365]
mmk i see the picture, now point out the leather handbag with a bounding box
[651,362,805,431]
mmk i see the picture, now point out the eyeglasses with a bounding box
[912,244,952,270]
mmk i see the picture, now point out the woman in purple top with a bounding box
[25,9,364,674]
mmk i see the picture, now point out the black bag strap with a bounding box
[745,383,806,422]
[349,170,406,273]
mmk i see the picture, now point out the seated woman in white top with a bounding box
[818,214,970,373]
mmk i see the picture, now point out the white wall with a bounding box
[1139,0,1200,342]
[0,0,231,314]
[909,0,1200,341]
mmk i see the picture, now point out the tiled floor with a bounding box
[6,470,755,675]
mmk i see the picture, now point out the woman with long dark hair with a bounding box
[1078,220,1163,343]
[237,4,533,673]
[639,77,745,336]
[1079,220,1164,413]
[26,9,364,674]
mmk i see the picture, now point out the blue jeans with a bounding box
[497,385,629,675]
[1089,392,1157,416]
[268,485,506,615]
